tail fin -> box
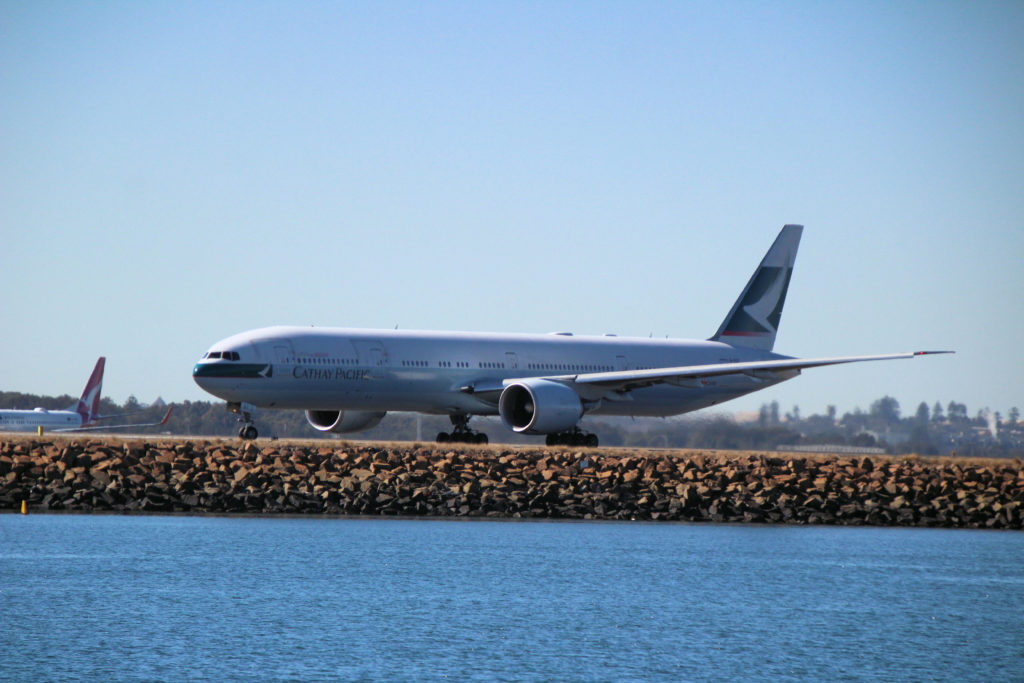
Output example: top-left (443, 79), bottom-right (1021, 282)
top-left (711, 225), bottom-right (803, 351)
top-left (71, 357), bottom-right (105, 425)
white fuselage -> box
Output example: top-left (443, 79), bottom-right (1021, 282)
top-left (0, 408), bottom-right (83, 432)
top-left (193, 326), bottom-right (791, 418)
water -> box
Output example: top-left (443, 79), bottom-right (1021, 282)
top-left (1, 516), bottom-right (1022, 682)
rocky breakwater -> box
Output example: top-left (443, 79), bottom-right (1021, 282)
top-left (1, 437), bottom-right (1022, 528)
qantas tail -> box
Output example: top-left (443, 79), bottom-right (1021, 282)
top-left (710, 225), bottom-right (803, 352)
top-left (70, 357), bottom-right (105, 425)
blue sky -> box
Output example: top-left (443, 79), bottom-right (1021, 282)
top-left (2, 1), bottom-right (1021, 421)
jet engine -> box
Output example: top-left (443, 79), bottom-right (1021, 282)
top-left (305, 409), bottom-right (386, 434)
top-left (498, 379), bottom-right (583, 434)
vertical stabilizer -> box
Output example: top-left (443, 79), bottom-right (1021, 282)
top-left (711, 225), bottom-right (802, 351)
top-left (72, 357), bottom-right (105, 425)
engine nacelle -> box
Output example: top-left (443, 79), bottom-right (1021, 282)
top-left (499, 379), bottom-right (583, 435)
top-left (305, 409), bottom-right (386, 434)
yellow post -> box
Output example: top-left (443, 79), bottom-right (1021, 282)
top-left (37, 425), bottom-right (44, 436)
top-left (21, 500), bottom-right (27, 515)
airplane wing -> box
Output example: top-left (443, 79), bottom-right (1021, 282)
top-left (566, 351), bottom-right (953, 394)
top-left (54, 407), bottom-right (174, 432)
top-left (460, 351), bottom-right (952, 403)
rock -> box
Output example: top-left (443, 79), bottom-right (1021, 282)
top-left (89, 469), bottom-right (112, 487)
top-left (350, 468), bottom-right (374, 482)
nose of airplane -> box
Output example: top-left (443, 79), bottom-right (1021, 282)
top-left (193, 363), bottom-right (242, 403)
top-left (193, 360), bottom-right (273, 401)
top-left (192, 362), bottom-right (220, 394)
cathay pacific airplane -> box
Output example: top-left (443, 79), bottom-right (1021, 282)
top-left (0, 357), bottom-right (172, 433)
top-left (193, 225), bottom-right (950, 446)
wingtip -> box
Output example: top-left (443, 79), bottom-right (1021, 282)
top-left (914, 350), bottom-right (955, 356)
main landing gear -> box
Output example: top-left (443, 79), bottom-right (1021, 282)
top-left (228, 402), bottom-right (258, 440)
top-left (545, 429), bottom-right (599, 448)
top-left (436, 414), bottom-right (489, 445)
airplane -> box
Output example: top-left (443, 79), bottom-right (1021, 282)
top-left (0, 357), bottom-right (172, 433)
top-left (193, 225), bottom-right (951, 446)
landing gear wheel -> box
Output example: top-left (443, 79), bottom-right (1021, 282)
top-left (436, 414), bottom-right (488, 444)
top-left (545, 428), bottom-right (599, 448)
top-left (228, 402), bottom-right (259, 441)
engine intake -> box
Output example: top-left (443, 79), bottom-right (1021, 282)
top-left (305, 409), bottom-right (386, 434)
top-left (498, 379), bottom-right (583, 435)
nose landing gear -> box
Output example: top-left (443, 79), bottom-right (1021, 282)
top-left (436, 413), bottom-right (489, 444)
top-left (227, 402), bottom-right (259, 440)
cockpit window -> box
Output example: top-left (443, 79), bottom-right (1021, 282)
top-left (205, 350), bottom-right (240, 360)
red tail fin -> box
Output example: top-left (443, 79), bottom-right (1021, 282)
top-left (73, 357), bottom-right (105, 425)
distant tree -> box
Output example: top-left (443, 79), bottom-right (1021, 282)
top-left (124, 395), bottom-right (141, 412)
top-left (7, 386), bottom-right (1021, 455)
top-left (0, 391), bottom-right (77, 411)
top-left (850, 432), bottom-right (879, 448)
top-left (947, 401), bottom-right (968, 422)
top-left (870, 396), bottom-right (901, 425)
top-left (904, 424), bottom-right (938, 455)
top-left (841, 407), bottom-right (868, 433)
top-left (786, 405), bottom-right (801, 423)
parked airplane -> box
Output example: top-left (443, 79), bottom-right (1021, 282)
top-left (0, 357), bottom-right (172, 433)
top-left (193, 225), bottom-right (950, 446)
